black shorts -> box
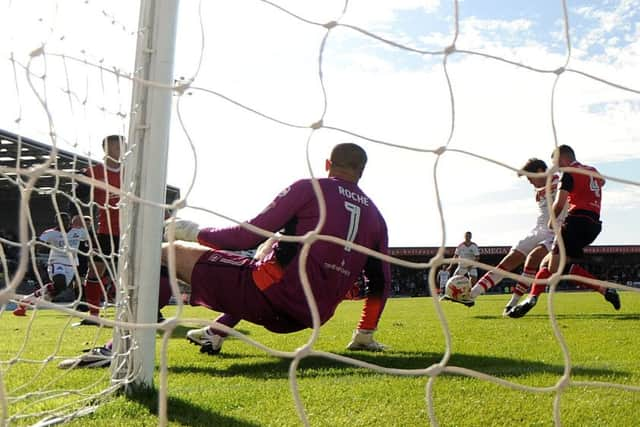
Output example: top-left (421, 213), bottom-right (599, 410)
top-left (552, 213), bottom-right (601, 259)
top-left (94, 233), bottom-right (120, 263)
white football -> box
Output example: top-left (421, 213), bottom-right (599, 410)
top-left (445, 275), bottom-right (471, 301)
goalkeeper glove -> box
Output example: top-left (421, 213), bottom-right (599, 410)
top-left (165, 218), bottom-right (200, 242)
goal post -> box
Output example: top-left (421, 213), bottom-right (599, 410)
top-left (115, 0), bottom-right (180, 390)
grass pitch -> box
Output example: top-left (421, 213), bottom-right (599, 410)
top-left (2, 291), bottom-right (639, 426)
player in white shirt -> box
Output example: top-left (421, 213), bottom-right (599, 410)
top-left (437, 266), bottom-right (450, 296)
top-left (452, 158), bottom-right (563, 314)
top-left (449, 231), bottom-right (480, 285)
top-left (13, 213), bottom-right (88, 316)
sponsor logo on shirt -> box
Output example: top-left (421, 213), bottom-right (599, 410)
top-left (324, 261), bottom-right (351, 276)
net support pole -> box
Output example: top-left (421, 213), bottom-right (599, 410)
top-left (114, 0), bottom-right (179, 389)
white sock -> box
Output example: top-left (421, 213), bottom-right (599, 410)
top-left (507, 294), bottom-right (522, 307)
top-left (470, 284), bottom-right (484, 299)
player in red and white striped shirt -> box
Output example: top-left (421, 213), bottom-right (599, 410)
top-left (468, 158), bottom-right (562, 315)
top-left (508, 145), bottom-right (621, 318)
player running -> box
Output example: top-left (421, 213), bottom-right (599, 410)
top-left (459, 158), bottom-right (563, 314)
top-left (508, 145), bottom-right (621, 318)
top-left (14, 213), bottom-right (88, 316)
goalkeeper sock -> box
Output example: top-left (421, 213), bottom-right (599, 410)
top-left (357, 295), bottom-right (385, 331)
top-left (209, 313), bottom-right (240, 338)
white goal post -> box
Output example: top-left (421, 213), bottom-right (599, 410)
top-left (114, 0), bottom-right (179, 391)
top-left (1, 0), bottom-right (639, 426)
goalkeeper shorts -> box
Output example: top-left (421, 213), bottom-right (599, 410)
top-left (189, 249), bottom-right (304, 334)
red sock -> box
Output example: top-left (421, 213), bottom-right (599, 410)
top-left (530, 267), bottom-right (552, 297)
top-left (569, 264), bottom-right (604, 294)
top-left (357, 295), bottom-right (385, 331)
top-left (84, 278), bottom-right (102, 316)
top-left (514, 267), bottom-right (537, 295)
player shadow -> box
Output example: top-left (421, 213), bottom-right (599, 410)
top-left (472, 313), bottom-right (640, 321)
top-left (129, 388), bottom-right (260, 427)
top-left (166, 325), bottom-right (252, 339)
top-left (167, 350), bottom-right (628, 380)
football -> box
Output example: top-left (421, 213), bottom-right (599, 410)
top-left (445, 275), bottom-right (472, 301)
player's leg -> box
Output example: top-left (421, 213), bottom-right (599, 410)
top-left (472, 249), bottom-right (525, 299)
top-left (80, 234), bottom-right (120, 324)
top-left (561, 217), bottom-right (620, 309)
top-left (347, 293), bottom-right (388, 352)
top-left (80, 259), bottom-right (106, 324)
top-left (469, 268), bottom-right (479, 286)
top-left (14, 264), bottom-right (61, 316)
top-left (162, 241), bottom-right (242, 354)
top-left (80, 233), bottom-right (111, 322)
top-left (160, 241), bottom-right (209, 285)
top-left (163, 241), bottom-right (230, 353)
top-left (504, 245), bottom-right (548, 314)
top-left (507, 250), bottom-right (558, 318)
top-left (50, 273), bottom-right (67, 298)
top-left (186, 313), bottom-right (240, 355)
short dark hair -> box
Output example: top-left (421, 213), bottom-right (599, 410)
top-left (102, 134), bottom-right (124, 150)
top-left (521, 158), bottom-right (547, 174)
top-left (330, 143), bottom-right (368, 176)
top-left (557, 144), bottom-right (575, 160)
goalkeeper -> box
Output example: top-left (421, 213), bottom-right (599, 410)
top-left (168, 143), bottom-right (391, 353)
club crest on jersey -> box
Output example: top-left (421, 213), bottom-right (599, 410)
top-left (278, 186), bottom-right (291, 198)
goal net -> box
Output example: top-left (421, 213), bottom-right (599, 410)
top-left (1, 0), bottom-right (639, 426)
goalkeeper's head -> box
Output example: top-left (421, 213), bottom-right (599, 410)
top-left (102, 134), bottom-right (124, 165)
top-left (326, 143), bottom-right (368, 183)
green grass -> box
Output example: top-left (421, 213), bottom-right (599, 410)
top-left (2, 292), bottom-right (640, 426)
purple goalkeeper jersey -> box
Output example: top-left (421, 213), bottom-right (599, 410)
top-left (197, 177), bottom-right (390, 327)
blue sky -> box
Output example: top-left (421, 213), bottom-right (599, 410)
top-left (1, 0), bottom-right (638, 247)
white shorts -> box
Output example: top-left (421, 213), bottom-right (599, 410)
top-left (48, 263), bottom-right (76, 286)
top-left (513, 226), bottom-right (554, 255)
top-left (454, 266), bottom-right (478, 278)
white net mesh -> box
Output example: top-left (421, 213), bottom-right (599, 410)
top-left (1, 0), bottom-right (639, 426)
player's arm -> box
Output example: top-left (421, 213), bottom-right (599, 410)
top-left (548, 172), bottom-right (571, 228)
top-left (195, 180), bottom-right (312, 251)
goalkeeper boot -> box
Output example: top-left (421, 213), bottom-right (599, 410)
top-left (346, 329), bottom-right (387, 352)
top-left (186, 327), bottom-right (225, 355)
top-left (604, 288), bottom-right (621, 310)
top-left (507, 295), bottom-right (538, 318)
top-left (57, 345), bottom-right (112, 369)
